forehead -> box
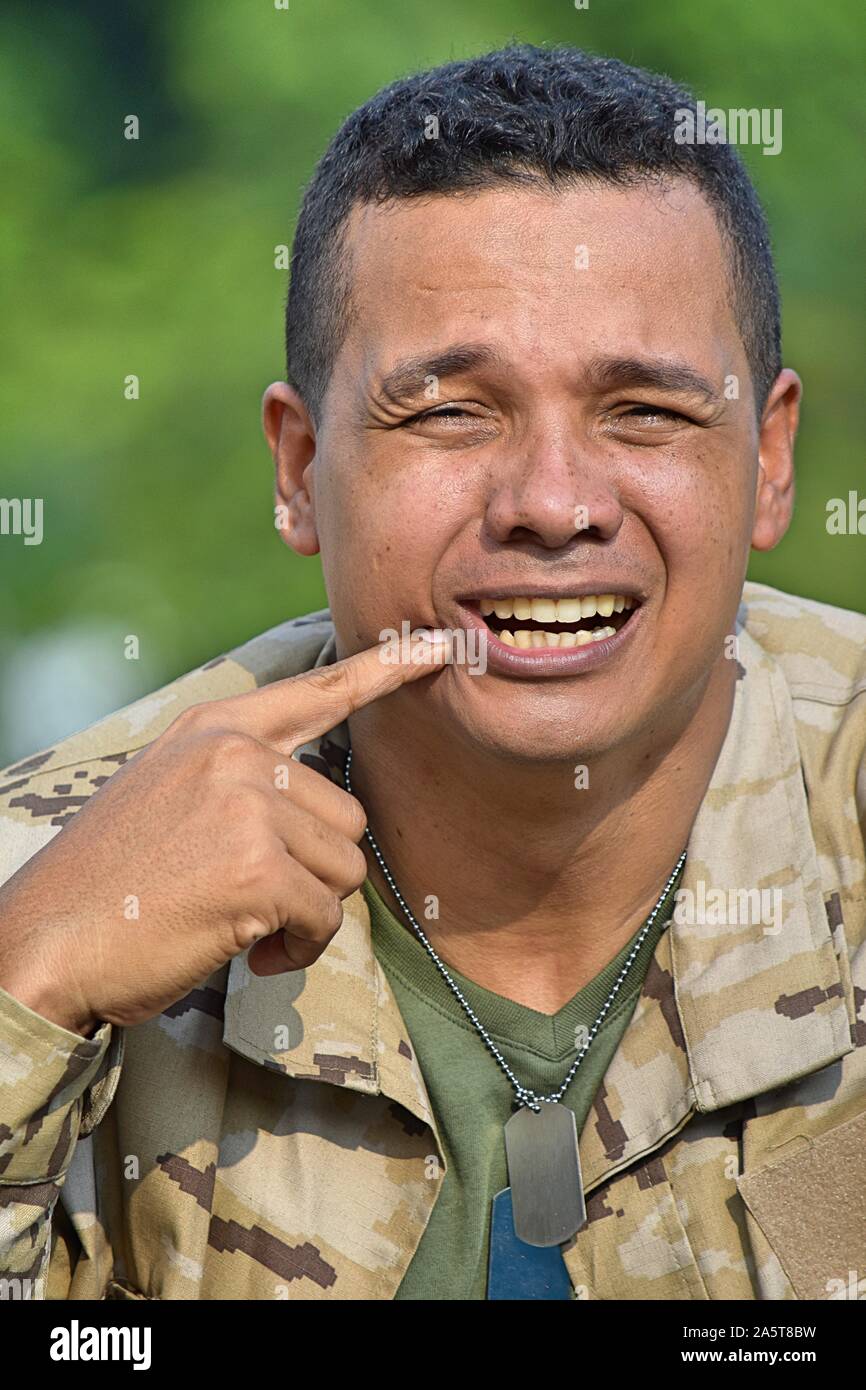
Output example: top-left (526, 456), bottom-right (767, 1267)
top-left (335, 178), bottom-right (739, 390)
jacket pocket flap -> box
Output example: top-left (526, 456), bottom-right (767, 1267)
top-left (737, 1109), bottom-right (866, 1300)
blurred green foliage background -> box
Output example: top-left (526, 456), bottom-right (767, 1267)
top-left (0, 0), bottom-right (863, 765)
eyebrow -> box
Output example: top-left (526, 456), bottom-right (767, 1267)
top-left (373, 344), bottom-right (720, 408)
top-left (375, 343), bottom-right (509, 404)
top-left (583, 355), bottom-right (719, 402)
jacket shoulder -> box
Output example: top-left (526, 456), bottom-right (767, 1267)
top-left (740, 580), bottom-right (866, 703)
top-left (0, 609), bottom-right (335, 879)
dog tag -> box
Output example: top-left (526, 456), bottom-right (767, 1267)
top-left (504, 1102), bottom-right (586, 1246)
top-left (488, 1188), bottom-right (573, 1299)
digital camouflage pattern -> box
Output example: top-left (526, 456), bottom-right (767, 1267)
top-left (0, 579), bottom-right (864, 1301)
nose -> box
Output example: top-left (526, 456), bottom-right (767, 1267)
top-left (482, 429), bottom-right (624, 550)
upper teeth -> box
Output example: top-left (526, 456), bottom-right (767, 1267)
top-left (479, 594), bottom-right (635, 621)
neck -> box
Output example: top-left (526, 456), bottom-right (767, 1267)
top-left (346, 657), bottom-right (737, 1012)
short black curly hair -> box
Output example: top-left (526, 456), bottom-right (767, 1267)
top-left (284, 43), bottom-right (781, 425)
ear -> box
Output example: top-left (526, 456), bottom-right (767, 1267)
top-left (262, 382), bottom-right (320, 557)
top-left (751, 368), bottom-right (802, 552)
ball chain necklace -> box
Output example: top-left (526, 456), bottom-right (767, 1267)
top-left (343, 746), bottom-right (686, 1261)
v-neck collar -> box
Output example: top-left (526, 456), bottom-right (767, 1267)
top-left (363, 869), bottom-right (680, 1063)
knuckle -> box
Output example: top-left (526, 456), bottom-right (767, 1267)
top-left (232, 839), bottom-right (280, 895)
top-left (307, 889), bottom-right (343, 934)
top-left (346, 842), bottom-right (368, 888)
top-left (342, 793), bottom-right (368, 839)
top-left (282, 881), bottom-right (342, 937)
top-left (307, 661), bottom-right (354, 704)
top-left (219, 780), bottom-right (268, 822)
top-left (167, 703), bottom-right (212, 736)
top-left (208, 729), bottom-right (258, 761)
top-left (192, 728), bottom-right (259, 776)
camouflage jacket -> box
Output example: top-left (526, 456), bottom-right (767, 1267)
top-left (1, 580), bottom-right (865, 1301)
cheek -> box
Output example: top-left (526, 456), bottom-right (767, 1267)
top-left (634, 448), bottom-right (754, 599)
top-left (317, 464), bottom-right (447, 630)
top-left (661, 520), bottom-right (747, 676)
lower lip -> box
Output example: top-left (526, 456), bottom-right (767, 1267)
top-left (455, 603), bottom-right (643, 679)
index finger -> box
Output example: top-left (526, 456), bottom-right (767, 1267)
top-left (219, 630), bottom-right (452, 753)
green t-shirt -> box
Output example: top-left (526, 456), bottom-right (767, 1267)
top-left (363, 862), bottom-right (683, 1300)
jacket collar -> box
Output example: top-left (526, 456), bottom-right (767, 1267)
top-left (223, 607), bottom-right (855, 1185)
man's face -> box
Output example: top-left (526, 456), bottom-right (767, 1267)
top-left (288, 179), bottom-right (782, 763)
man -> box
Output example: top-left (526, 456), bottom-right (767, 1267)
top-left (0, 43), bottom-right (864, 1302)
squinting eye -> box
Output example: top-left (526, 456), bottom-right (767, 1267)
top-left (624, 405), bottom-right (683, 421)
top-left (414, 406), bottom-right (471, 421)
top-left (600, 403), bottom-right (694, 441)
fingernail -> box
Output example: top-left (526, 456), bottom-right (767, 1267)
top-left (413, 628), bottom-right (451, 659)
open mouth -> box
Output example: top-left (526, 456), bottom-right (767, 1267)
top-left (466, 593), bottom-right (640, 649)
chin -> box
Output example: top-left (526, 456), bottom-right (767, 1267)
top-left (442, 693), bottom-right (635, 767)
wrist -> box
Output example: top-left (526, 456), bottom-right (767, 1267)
top-left (0, 967), bottom-right (98, 1038)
